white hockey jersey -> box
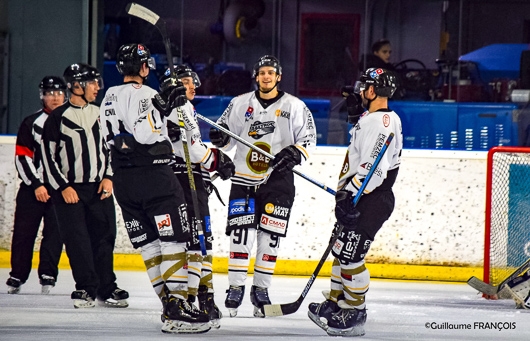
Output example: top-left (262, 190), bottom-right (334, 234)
top-left (216, 91), bottom-right (317, 186)
top-left (100, 82), bottom-right (171, 149)
top-left (167, 101), bottom-right (215, 169)
top-left (338, 109), bottom-right (403, 195)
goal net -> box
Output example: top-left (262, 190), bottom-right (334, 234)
top-left (484, 147), bottom-right (530, 286)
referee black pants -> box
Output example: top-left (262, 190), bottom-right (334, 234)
top-left (50, 182), bottom-right (117, 299)
top-left (9, 184), bottom-right (63, 283)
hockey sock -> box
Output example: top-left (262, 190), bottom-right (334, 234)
top-left (140, 239), bottom-right (165, 298)
top-left (187, 252), bottom-right (203, 298)
top-left (253, 230), bottom-right (279, 288)
top-left (160, 241), bottom-right (188, 300)
top-left (340, 260), bottom-right (370, 309)
top-left (200, 253), bottom-right (214, 292)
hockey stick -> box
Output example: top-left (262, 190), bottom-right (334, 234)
top-left (262, 132), bottom-right (395, 317)
top-left (467, 258), bottom-right (530, 296)
top-left (126, 2), bottom-right (207, 255)
top-left (196, 113), bottom-right (337, 196)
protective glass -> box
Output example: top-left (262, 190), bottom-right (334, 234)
top-left (84, 77), bottom-right (104, 90)
top-left (44, 90), bottom-right (66, 97)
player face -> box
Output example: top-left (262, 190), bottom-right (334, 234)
top-left (42, 90), bottom-right (66, 111)
top-left (83, 80), bottom-right (100, 103)
top-left (374, 44), bottom-right (392, 63)
top-left (256, 66), bottom-right (281, 93)
top-left (180, 76), bottom-right (196, 101)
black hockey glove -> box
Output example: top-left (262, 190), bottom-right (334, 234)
top-left (209, 148), bottom-right (235, 180)
top-left (166, 120), bottom-right (181, 142)
top-left (270, 145), bottom-right (302, 175)
top-left (153, 80), bottom-right (187, 117)
top-left (209, 123), bottom-right (231, 148)
top-left (334, 189), bottom-right (360, 227)
top-left (341, 85), bottom-right (364, 125)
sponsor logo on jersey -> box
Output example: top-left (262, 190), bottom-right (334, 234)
top-left (228, 215), bottom-right (255, 227)
top-left (364, 240), bottom-right (372, 250)
top-left (139, 98), bottom-right (150, 113)
top-left (104, 94), bottom-right (117, 103)
top-left (104, 102), bottom-right (112, 106)
top-left (265, 203), bottom-right (274, 214)
top-left (230, 252), bottom-right (249, 260)
top-left (246, 142), bottom-right (271, 174)
top-left (262, 254), bottom-right (277, 262)
top-left (260, 214), bottom-right (287, 233)
top-left (105, 108), bottom-right (116, 116)
top-left (360, 162), bottom-right (382, 177)
top-left (228, 199), bottom-right (255, 215)
top-left (275, 109), bottom-right (290, 119)
top-left (383, 114), bottom-right (390, 127)
top-left (130, 233), bottom-right (147, 244)
top-left (245, 106), bottom-right (254, 122)
top-left (179, 204), bottom-right (190, 234)
top-left (305, 109), bottom-right (315, 130)
top-left (370, 133), bottom-right (386, 158)
top-left (204, 216), bottom-right (211, 233)
top-left (248, 121), bottom-right (275, 139)
top-left (125, 219), bottom-right (142, 232)
top-left (155, 214), bottom-right (174, 237)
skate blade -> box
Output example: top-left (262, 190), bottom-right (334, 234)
top-left (7, 286), bottom-right (21, 294)
top-left (209, 318), bottom-right (221, 329)
top-left (41, 285), bottom-right (53, 295)
top-left (98, 299), bottom-right (129, 308)
top-left (161, 320), bottom-right (211, 334)
top-left (227, 308), bottom-right (238, 317)
top-left (326, 325), bottom-right (365, 337)
top-left (73, 299), bottom-right (96, 309)
top-left (307, 311), bottom-right (329, 331)
top-left (253, 306), bottom-right (266, 318)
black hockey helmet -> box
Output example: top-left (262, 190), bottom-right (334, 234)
top-left (159, 64), bottom-right (201, 92)
top-left (63, 63), bottom-right (103, 92)
top-left (355, 68), bottom-right (397, 98)
top-left (39, 76), bottom-right (67, 98)
top-left (116, 43), bottom-right (154, 76)
top-left (252, 55), bottom-right (282, 78)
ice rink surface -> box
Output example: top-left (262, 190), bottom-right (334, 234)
top-left (1, 268), bottom-right (529, 341)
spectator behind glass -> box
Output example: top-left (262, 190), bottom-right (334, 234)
top-left (359, 39), bottom-right (395, 72)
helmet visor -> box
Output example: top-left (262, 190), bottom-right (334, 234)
top-left (353, 81), bottom-right (366, 94)
top-left (147, 57), bottom-right (156, 70)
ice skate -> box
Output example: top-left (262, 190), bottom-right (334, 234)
top-left (98, 288), bottom-right (129, 308)
top-left (326, 306), bottom-right (367, 337)
top-left (6, 277), bottom-right (22, 294)
top-left (307, 299), bottom-right (340, 331)
top-left (250, 285), bottom-right (271, 318)
top-left (199, 285), bottom-right (222, 328)
top-left (40, 275), bottom-right (56, 295)
top-left (71, 290), bottom-right (95, 309)
top-left (225, 285), bottom-right (245, 317)
top-left (161, 296), bottom-right (211, 334)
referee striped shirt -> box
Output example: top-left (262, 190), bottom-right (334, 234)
top-left (15, 108), bottom-right (50, 189)
top-left (41, 102), bottom-right (112, 191)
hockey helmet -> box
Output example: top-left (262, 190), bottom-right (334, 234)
top-left (116, 43), bottom-right (155, 76)
top-left (39, 76), bottom-right (67, 98)
top-left (355, 68), bottom-right (397, 98)
top-left (63, 63), bottom-right (103, 91)
top-left (252, 55), bottom-right (282, 78)
top-left (159, 64), bottom-right (201, 92)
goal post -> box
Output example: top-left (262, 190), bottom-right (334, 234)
top-left (484, 146), bottom-right (530, 286)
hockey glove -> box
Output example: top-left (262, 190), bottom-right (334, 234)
top-left (270, 145), bottom-right (302, 175)
top-left (166, 120), bottom-right (181, 142)
top-left (334, 189), bottom-right (360, 227)
top-left (209, 123), bottom-right (231, 148)
top-left (340, 85), bottom-right (364, 125)
top-left (152, 80), bottom-right (187, 117)
top-left (208, 148), bottom-right (235, 180)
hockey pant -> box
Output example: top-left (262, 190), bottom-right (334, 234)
top-left (228, 227), bottom-right (280, 288)
top-left (141, 239), bottom-right (189, 300)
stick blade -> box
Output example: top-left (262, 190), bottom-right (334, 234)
top-left (263, 302), bottom-right (300, 317)
top-left (126, 2), bottom-right (160, 25)
top-left (467, 276), bottom-right (498, 295)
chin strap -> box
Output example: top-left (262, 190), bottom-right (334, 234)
top-left (258, 76), bottom-right (280, 94)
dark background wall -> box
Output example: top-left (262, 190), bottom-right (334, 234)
top-left (3, 0), bottom-right (530, 134)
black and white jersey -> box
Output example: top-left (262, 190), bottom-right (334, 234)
top-left (15, 108), bottom-right (51, 189)
top-left (216, 90), bottom-right (317, 186)
top-left (41, 102), bottom-right (112, 191)
top-left (338, 109), bottom-right (403, 195)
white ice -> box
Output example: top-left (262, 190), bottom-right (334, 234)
top-left (0, 268), bottom-right (528, 341)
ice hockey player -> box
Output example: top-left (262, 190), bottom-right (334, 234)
top-left (209, 55), bottom-right (317, 318)
top-left (160, 64), bottom-right (235, 328)
top-left (6, 76), bottom-right (66, 295)
top-left (99, 43), bottom-right (209, 333)
top-left (307, 68), bottom-right (403, 337)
